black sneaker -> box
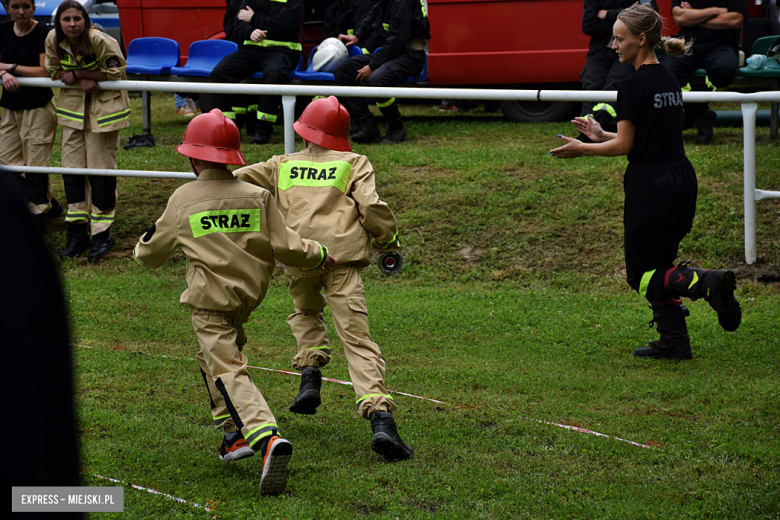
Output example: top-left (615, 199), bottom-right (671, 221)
top-left (289, 367), bottom-right (322, 415)
top-left (696, 109), bottom-right (717, 145)
top-left (60, 223), bottom-right (91, 258)
top-left (259, 435), bottom-right (293, 495)
top-left (219, 431), bottom-right (254, 462)
top-left (370, 411), bottom-right (414, 461)
top-left (634, 337), bottom-right (693, 360)
top-left (87, 230), bottom-right (115, 262)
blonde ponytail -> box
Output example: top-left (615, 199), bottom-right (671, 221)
top-left (659, 36), bottom-right (693, 57)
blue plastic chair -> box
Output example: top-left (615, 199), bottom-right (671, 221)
top-left (170, 40), bottom-right (238, 77)
top-left (371, 47), bottom-right (428, 82)
top-left (293, 45), bottom-right (364, 81)
top-left (126, 37), bottom-right (180, 75)
top-left (250, 53), bottom-right (305, 80)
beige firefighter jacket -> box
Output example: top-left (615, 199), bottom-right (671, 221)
top-left (133, 168), bottom-right (330, 313)
top-left (234, 144), bottom-right (399, 270)
top-left (44, 28), bottom-right (130, 132)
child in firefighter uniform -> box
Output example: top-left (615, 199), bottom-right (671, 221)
top-left (45, 1), bottom-right (130, 261)
top-left (133, 109), bottom-right (334, 495)
top-left (235, 96), bottom-right (414, 461)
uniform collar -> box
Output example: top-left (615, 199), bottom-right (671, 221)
top-left (197, 168), bottom-right (236, 180)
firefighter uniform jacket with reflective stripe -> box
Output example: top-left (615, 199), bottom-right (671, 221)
top-left (44, 28), bottom-right (130, 132)
top-left (322, 0), bottom-right (374, 40)
top-left (234, 145), bottom-right (399, 269)
top-left (354, 0), bottom-right (431, 67)
top-left (234, 0), bottom-right (305, 51)
top-left (133, 168), bottom-right (329, 312)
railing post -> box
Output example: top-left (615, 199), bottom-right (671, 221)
top-left (282, 95), bottom-right (296, 154)
top-left (142, 91), bottom-right (152, 135)
top-left (741, 102), bottom-right (758, 265)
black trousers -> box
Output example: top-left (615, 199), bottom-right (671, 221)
top-left (210, 46), bottom-right (298, 135)
top-left (660, 42), bottom-right (739, 117)
top-left (25, 173), bottom-right (50, 207)
top-left (333, 50), bottom-right (425, 123)
top-left (623, 158), bottom-right (698, 303)
top-left (64, 174), bottom-right (116, 211)
top-left (579, 47), bottom-right (635, 117)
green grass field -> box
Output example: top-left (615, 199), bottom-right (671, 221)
top-left (44, 94), bottom-right (780, 518)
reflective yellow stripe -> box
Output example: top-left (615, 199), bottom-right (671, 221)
top-left (279, 160), bottom-right (352, 193)
top-left (361, 47), bottom-right (370, 55)
top-left (189, 209), bottom-right (262, 238)
top-left (97, 109), bottom-right (130, 127)
top-left (382, 23), bottom-right (389, 32)
top-left (247, 104), bottom-right (258, 112)
top-left (65, 211), bottom-right (88, 222)
top-left (232, 106), bottom-right (247, 115)
top-left (639, 269), bottom-right (656, 297)
top-left (91, 214), bottom-right (115, 222)
top-left (704, 76), bottom-right (719, 92)
top-left (315, 243), bottom-right (329, 269)
top-left (245, 423), bottom-right (278, 448)
top-left (356, 393), bottom-right (395, 405)
top-left (223, 111), bottom-right (237, 119)
top-left (243, 39), bottom-right (302, 51)
top-left (270, 0), bottom-right (287, 2)
top-left (347, 29), bottom-right (354, 36)
top-left (688, 271), bottom-right (699, 290)
top-left (257, 111), bottom-right (277, 123)
top-left (593, 103), bottom-right (616, 118)
top-left (681, 83), bottom-right (692, 92)
top-left (132, 249), bottom-right (142, 267)
top-left (56, 107), bottom-right (84, 122)
top-left (420, 0), bottom-right (427, 17)
top-left (376, 97), bottom-right (395, 108)
top-left (376, 232), bottom-right (399, 249)
top-left (306, 346), bottom-right (330, 350)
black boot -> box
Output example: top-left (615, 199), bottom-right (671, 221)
top-left (369, 411), bottom-right (413, 461)
top-left (352, 118), bottom-right (381, 143)
top-left (251, 122), bottom-right (273, 145)
top-left (379, 103), bottom-right (407, 144)
top-left (87, 230), bottom-right (115, 262)
top-left (695, 109), bottom-right (717, 145)
top-left (663, 262), bottom-right (741, 332)
top-left (47, 197), bottom-right (64, 219)
top-left (634, 298), bottom-right (693, 360)
top-left (289, 367), bottom-right (321, 415)
top-left (60, 223), bottom-right (91, 258)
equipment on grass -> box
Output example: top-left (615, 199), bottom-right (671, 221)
top-left (293, 96), bottom-right (351, 151)
top-left (177, 109), bottom-right (247, 165)
top-left (378, 251), bottom-right (403, 275)
top-left (312, 38), bottom-right (349, 73)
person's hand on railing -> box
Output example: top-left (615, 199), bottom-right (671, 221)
top-left (0, 71), bottom-right (20, 92)
top-left (78, 78), bottom-right (100, 93)
top-left (59, 70), bottom-right (77, 86)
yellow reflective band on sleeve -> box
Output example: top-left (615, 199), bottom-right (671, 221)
top-left (247, 104), bottom-right (258, 113)
top-left (279, 160), bottom-right (352, 193)
top-left (97, 109), bottom-right (131, 127)
top-left (593, 103), bottom-right (616, 118)
top-left (639, 269), bottom-right (656, 297)
top-left (688, 271), bottom-right (699, 289)
top-left (420, 0), bottom-right (427, 17)
top-left (315, 243), bottom-right (329, 269)
top-left (223, 111), bottom-right (237, 119)
top-left (232, 106), bottom-right (247, 115)
top-left (257, 111), bottom-right (278, 123)
top-left (382, 23), bottom-right (389, 31)
top-left (376, 97), bottom-right (395, 108)
top-left (356, 393), bottom-right (395, 405)
top-left (681, 83), bottom-right (692, 92)
top-left (189, 209), bottom-right (262, 238)
top-left (347, 29), bottom-right (354, 36)
top-left (376, 231), bottom-right (399, 249)
top-left (243, 39), bottom-right (303, 51)
top-left (245, 423), bottom-right (278, 448)
top-left (56, 107), bottom-right (84, 122)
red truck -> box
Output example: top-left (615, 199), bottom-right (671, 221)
top-left (115, 0), bottom-right (778, 121)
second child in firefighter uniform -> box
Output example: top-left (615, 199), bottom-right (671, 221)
top-left (45, 0), bottom-right (130, 261)
top-left (134, 109), bottom-right (334, 495)
top-left (235, 96), bottom-right (414, 461)
top-left (334, 0), bottom-right (431, 144)
top-left (551, 5), bottom-right (741, 359)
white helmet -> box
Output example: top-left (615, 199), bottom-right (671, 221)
top-left (312, 38), bottom-right (349, 73)
top-left (768, 43), bottom-right (780, 67)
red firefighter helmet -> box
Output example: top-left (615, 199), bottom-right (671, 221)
top-left (293, 96), bottom-right (351, 152)
top-left (176, 109), bottom-right (247, 165)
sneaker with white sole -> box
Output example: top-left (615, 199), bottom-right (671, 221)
top-left (259, 435), bottom-right (293, 495)
top-left (219, 431), bottom-right (254, 462)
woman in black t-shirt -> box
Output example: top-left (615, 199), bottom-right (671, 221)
top-left (0, 0), bottom-right (58, 221)
top-left (550, 4), bottom-right (741, 360)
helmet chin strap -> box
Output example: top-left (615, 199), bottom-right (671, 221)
top-left (189, 157), bottom-right (200, 176)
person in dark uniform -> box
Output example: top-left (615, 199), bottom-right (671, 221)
top-left (579, 0), bottom-right (658, 136)
top-left (551, 4), bottom-right (741, 360)
top-left (322, 0), bottom-right (373, 41)
top-left (210, 0), bottom-right (304, 145)
top-left (334, 0), bottom-right (430, 144)
top-left (660, 0), bottom-right (747, 144)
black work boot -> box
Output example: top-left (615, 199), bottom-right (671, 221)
top-left (87, 230), bottom-right (115, 262)
top-left (289, 367), bottom-right (322, 415)
top-left (47, 197), bottom-right (64, 219)
top-left (369, 411), bottom-right (414, 461)
top-left (251, 122), bottom-right (273, 145)
top-left (379, 103), bottom-right (407, 144)
top-left (663, 262), bottom-right (741, 332)
top-left (352, 118), bottom-right (381, 143)
top-left (60, 223), bottom-right (91, 258)
top-left (695, 109), bottom-right (717, 145)
top-left (634, 298), bottom-right (693, 360)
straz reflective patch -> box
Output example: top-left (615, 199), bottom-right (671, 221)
top-left (188, 209), bottom-right (261, 238)
top-left (279, 161), bottom-right (352, 193)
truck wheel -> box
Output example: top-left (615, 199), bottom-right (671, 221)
top-left (499, 100), bottom-right (578, 123)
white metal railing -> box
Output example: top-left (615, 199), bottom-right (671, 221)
top-left (6, 77), bottom-right (780, 265)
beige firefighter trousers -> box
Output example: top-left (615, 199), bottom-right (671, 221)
top-left (60, 105), bottom-right (119, 235)
top-left (0, 101), bottom-right (57, 215)
top-left (285, 264), bottom-right (396, 419)
top-left (190, 307), bottom-right (279, 450)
